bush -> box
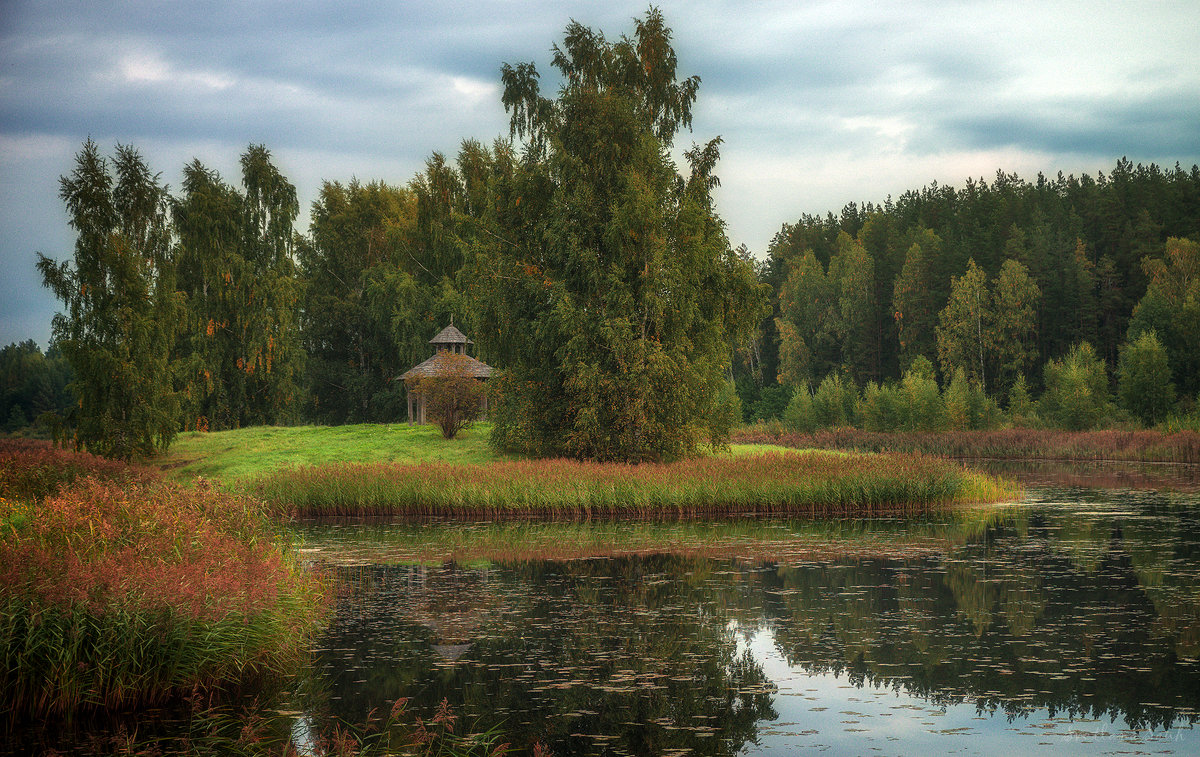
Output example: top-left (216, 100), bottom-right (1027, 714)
top-left (1040, 342), bottom-right (1111, 431)
top-left (812, 373), bottom-right (858, 427)
top-left (782, 386), bottom-right (818, 432)
top-left (857, 381), bottom-right (902, 432)
top-left (1006, 374), bottom-right (1038, 427)
top-left (1118, 330), bottom-right (1175, 426)
top-left (897, 358), bottom-right (945, 431)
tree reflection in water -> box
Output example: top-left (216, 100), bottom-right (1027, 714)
top-left (298, 488), bottom-right (1200, 754)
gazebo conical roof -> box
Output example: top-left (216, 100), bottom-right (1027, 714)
top-left (430, 325), bottom-right (470, 345)
top-left (400, 351), bottom-right (493, 381)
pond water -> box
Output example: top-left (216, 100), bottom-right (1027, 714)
top-left (13, 461), bottom-right (1200, 755)
top-left (284, 462), bottom-right (1200, 756)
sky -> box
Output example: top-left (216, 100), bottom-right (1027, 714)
top-left (2, 0), bottom-right (1198, 349)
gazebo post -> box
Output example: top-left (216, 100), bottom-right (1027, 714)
top-left (407, 389), bottom-right (413, 426)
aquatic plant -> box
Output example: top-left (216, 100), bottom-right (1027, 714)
top-left (734, 427), bottom-right (1200, 464)
top-left (251, 451), bottom-right (1014, 518)
top-left (0, 450), bottom-right (327, 718)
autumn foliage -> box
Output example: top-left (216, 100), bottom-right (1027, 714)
top-left (0, 441), bottom-right (326, 717)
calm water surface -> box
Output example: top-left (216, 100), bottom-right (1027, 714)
top-left (12, 461), bottom-right (1200, 755)
top-left (287, 462), bottom-right (1200, 756)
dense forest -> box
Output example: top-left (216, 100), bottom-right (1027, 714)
top-left (13, 13), bottom-right (1200, 458)
top-left (737, 160), bottom-right (1200, 431)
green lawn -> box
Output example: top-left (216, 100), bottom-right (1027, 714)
top-left (156, 423), bottom-right (801, 486)
top-left (157, 422), bottom-right (504, 484)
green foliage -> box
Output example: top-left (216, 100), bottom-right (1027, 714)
top-left (942, 367), bottom-right (1000, 431)
top-left (473, 10), bottom-right (768, 461)
top-left (812, 372), bottom-right (857, 428)
top-left (775, 248), bottom-right (831, 387)
top-left (936, 259), bottom-right (991, 391)
top-left (781, 385), bottom-right (817, 432)
top-left (990, 258), bottom-right (1041, 395)
top-left (856, 381), bottom-right (901, 432)
top-left (36, 141), bottom-right (181, 460)
top-left (173, 147), bottom-right (303, 431)
top-left (897, 358), bottom-right (946, 431)
top-left (828, 232), bottom-right (877, 382)
top-left (1040, 342), bottom-right (1111, 430)
top-left (748, 383), bottom-right (792, 422)
top-left (1129, 237), bottom-right (1200, 397)
top-left (1006, 374), bottom-right (1037, 427)
top-left (409, 353), bottom-right (485, 439)
top-left (298, 179), bottom-right (416, 423)
top-left (892, 229), bottom-right (942, 371)
top-left (0, 341), bottom-right (73, 435)
top-left (1117, 330), bottom-right (1175, 426)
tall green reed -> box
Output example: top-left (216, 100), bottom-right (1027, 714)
top-left (252, 451), bottom-right (1017, 518)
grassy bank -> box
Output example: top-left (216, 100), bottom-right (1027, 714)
top-left (252, 450), bottom-right (1015, 518)
top-left (733, 426), bottom-right (1200, 464)
top-left (158, 423), bottom-right (499, 484)
top-left (0, 440), bottom-right (327, 718)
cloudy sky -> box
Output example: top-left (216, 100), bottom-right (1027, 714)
top-left (2, 0), bottom-right (1198, 348)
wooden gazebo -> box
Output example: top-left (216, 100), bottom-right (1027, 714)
top-left (399, 324), bottom-right (494, 425)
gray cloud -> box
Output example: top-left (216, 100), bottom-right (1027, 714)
top-left (2, 0), bottom-right (1199, 347)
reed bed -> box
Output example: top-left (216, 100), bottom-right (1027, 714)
top-left (0, 438), bottom-right (155, 502)
top-left (0, 446), bottom-right (327, 719)
top-left (733, 427), bottom-right (1200, 464)
top-left (252, 451), bottom-right (1014, 518)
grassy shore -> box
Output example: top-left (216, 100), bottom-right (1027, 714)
top-left (251, 451), bottom-right (1014, 518)
top-left (0, 440), bottom-right (327, 718)
top-left (734, 426), bottom-right (1200, 464)
top-left (152, 423), bottom-right (1018, 517)
top-left (159, 423), bottom-right (499, 484)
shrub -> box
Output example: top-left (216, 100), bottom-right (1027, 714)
top-left (410, 353), bottom-right (485, 440)
top-left (897, 359), bottom-right (945, 432)
top-left (782, 385), bottom-right (818, 432)
top-left (1007, 374), bottom-right (1038, 427)
top-left (1040, 342), bottom-right (1111, 431)
top-left (812, 373), bottom-right (857, 427)
top-left (1118, 330), bottom-right (1175, 426)
top-left (857, 381), bottom-right (902, 432)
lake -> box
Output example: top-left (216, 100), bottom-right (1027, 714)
top-left (13, 460), bottom-right (1200, 755)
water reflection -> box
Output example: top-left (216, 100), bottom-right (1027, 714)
top-left (296, 482), bottom-right (1200, 755)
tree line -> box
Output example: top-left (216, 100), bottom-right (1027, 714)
top-left (32, 11), bottom-right (766, 461)
top-left (22, 11), bottom-right (1200, 459)
top-left (740, 161), bottom-right (1200, 431)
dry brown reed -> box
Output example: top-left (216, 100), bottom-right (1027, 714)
top-left (733, 427), bottom-right (1200, 464)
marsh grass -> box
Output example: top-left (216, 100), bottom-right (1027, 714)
top-left (0, 438), bottom-right (153, 503)
top-left (253, 451), bottom-right (1014, 518)
top-left (735, 427), bottom-right (1200, 464)
top-left (157, 423), bottom-right (502, 485)
top-left (0, 445), bottom-right (328, 719)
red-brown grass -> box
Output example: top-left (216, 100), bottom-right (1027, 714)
top-left (0, 438), bottom-right (154, 502)
top-left (0, 444), bottom-right (327, 719)
top-left (733, 427), bottom-right (1200, 464)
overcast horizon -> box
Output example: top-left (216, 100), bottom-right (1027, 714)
top-left (3, 0), bottom-right (1198, 349)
